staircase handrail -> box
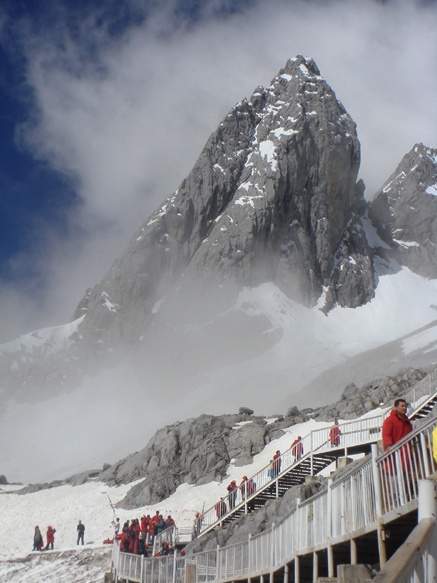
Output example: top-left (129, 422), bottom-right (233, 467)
top-left (198, 371), bottom-right (437, 537)
top-left (197, 411), bottom-right (388, 536)
top-left (153, 523), bottom-right (178, 554)
top-left (402, 366), bottom-right (437, 411)
top-left (111, 412), bottom-right (437, 583)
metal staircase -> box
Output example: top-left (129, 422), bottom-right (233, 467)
top-left (410, 392), bottom-right (437, 420)
top-left (196, 369), bottom-right (437, 540)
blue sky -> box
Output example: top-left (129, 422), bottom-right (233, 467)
top-left (0, 0), bottom-right (436, 343)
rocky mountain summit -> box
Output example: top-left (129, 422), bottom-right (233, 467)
top-left (369, 143), bottom-right (437, 278)
top-left (1, 56), bottom-right (437, 485)
top-left (1, 56), bottom-right (435, 394)
top-left (73, 55), bottom-right (371, 353)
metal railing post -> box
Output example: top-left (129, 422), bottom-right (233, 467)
top-left (371, 443), bottom-right (387, 567)
top-left (310, 431), bottom-right (314, 475)
top-left (418, 479), bottom-right (437, 581)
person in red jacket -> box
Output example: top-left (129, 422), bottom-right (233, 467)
top-left (148, 514), bottom-right (155, 545)
top-left (44, 526), bottom-right (56, 550)
top-left (272, 451), bottom-right (282, 477)
top-left (215, 497), bottom-right (227, 518)
top-left (382, 399), bottom-right (413, 474)
top-left (330, 420), bottom-right (341, 447)
top-left (382, 399), bottom-right (413, 450)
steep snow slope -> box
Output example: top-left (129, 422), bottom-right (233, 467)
top-left (0, 413), bottom-right (368, 583)
top-left (1, 266), bottom-right (436, 485)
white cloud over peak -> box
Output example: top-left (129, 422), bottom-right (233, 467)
top-left (0, 0), bottom-right (436, 343)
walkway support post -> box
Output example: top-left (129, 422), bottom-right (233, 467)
top-left (270, 522), bottom-right (275, 583)
top-left (172, 551), bottom-right (177, 583)
top-left (418, 479), bottom-right (437, 581)
top-left (217, 544), bottom-right (220, 583)
top-left (350, 539), bottom-right (357, 565)
top-left (313, 551), bottom-right (318, 583)
top-left (371, 443), bottom-right (387, 567)
top-left (294, 554), bottom-right (300, 583)
top-left (326, 478), bottom-right (334, 578)
top-left (248, 533), bottom-right (252, 583)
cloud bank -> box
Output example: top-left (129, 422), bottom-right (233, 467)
top-left (0, 0), bottom-right (436, 340)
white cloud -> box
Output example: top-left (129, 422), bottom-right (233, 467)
top-left (0, 0), bottom-right (436, 344)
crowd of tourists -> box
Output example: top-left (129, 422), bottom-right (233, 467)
top-left (116, 511), bottom-right (176, 556)
top-left (32, 399), bottom-right (425, 559)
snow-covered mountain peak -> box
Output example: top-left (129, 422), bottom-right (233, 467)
top-left (1, 56), bottom-right (437, 486)
top-left (369, 142), bottom-right (437, 278)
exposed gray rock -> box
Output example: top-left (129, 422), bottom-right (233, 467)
top-left (239, 407), bottom-right (254, 415)
top-left (0, 475), bottom-right (8, 485)
top-left (369, 143), bottom-right (437, 278)
top-left (341, 383), bottom-right (359, 400)
top-left (286, 406), bottom-right (300, 417)
top-left (101, 413), bottom-right (274, 506)
top-left (312, 366), bottom-right (431, 421)
top-left (73, 55), bottom-right (369, 360)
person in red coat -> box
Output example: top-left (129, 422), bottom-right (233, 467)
top-left (120, 530), bottom-right (129, 552)
top-left (44, 526), bottom-right (56, 550)
top-left (330, 420), bottom-right (341, 447)
top-left (133, 519), bottom-right (140, 554)
top-left (291, 437), bottom-right (303, 460)
top-left (215, 497), bottom-right (227, 518)
top-left (272, 450), bottom-right (282, 476)
top-left (148, 514), bottom-right (155, 545)
top-left (382, 399), bottom-right (413, 473)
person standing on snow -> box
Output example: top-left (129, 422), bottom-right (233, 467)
top-left (77, 520), bottom-right (85, 545)
top-left (44, 526), bottom-right (56, 550)
top-left (33, 526), bottom-right (43, 551)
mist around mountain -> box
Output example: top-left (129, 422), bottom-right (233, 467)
top-left (1, 56), bottom-right (437, 484)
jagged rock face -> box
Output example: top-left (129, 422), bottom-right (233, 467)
top-left (73, 55), bottom-right (371, 351)
top-left (369, 143), bottom-right (437, 278)
top-left (99, 413), bottom-right (281, 506)
top-left (312, 366), bottom-right (431, 421)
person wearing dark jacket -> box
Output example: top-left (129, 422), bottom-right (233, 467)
top-left (77, 520), bottom-right (85, 545)
top-left (33, 526), bottom-right (43, 551)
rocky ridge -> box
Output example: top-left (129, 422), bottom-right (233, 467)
top-left (73, 55), bottom-right (371, 354)
top-left (369, 144), bottom-right (437, 278)
top-left (16, 365), bottom-right (432, 506)
top-left (1, 56), bottom-right (436, 405)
